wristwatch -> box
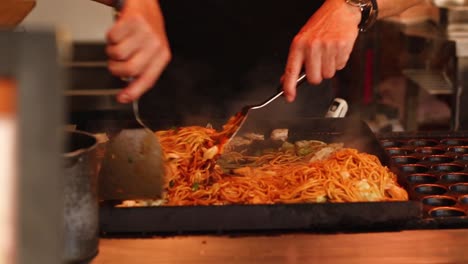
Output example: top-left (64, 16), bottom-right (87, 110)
top-left (345, 0), bottom-right (379, 32)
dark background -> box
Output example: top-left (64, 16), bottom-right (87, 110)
top-left (140, 0), bottom-right (334, 128)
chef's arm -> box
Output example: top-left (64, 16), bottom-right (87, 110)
top-left (378, 0), bottom-right (424, 18)
top-left (90, 0), bottom-right (171, 104)
top-left (90, 0), bottom-right (113, 7)
top-left (282, 0), bottom-right (424, 102)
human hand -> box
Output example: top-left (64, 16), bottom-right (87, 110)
top-left (106, 0), bottom-right (171, 103)
top-left (282, 0), bottom-right (361, 102)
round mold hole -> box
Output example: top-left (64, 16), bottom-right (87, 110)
top-left (407, 174), bottom-right (438, 184)
top-left (460, 195), bottom-right (468, 204)
top-left (392, 156), bottom-right (419, 164)
top-left (381, 140), bottom-right (405, 148)
top-left (422, 196), bottom-right (458, 207)
top-left (386, 147), bottom-right (411, 156)
top-left (449, 183), bottom-right (468, 194)
top-left (447, 146), bottom-right (468, 154)
top-left (400, 164), bottom-right (429, 173)
top-left (429, 207), bottom-right (466, 217)
top-left (441, 138), bottom-right (468, 146)
top-left (414, 184), bottom-right (447, 195)
top-left (408, 139), bottom-right (439, 147)
top-left (432, 163), bottom-right (464, 173)
top-left (424, 155), bottom-right (454, 163)
top-left (441, 173), bottom-right (468, 183)
top-left (414, 147), bottom-right (445, 155)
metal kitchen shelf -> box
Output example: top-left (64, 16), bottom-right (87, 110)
top-left (402, 68), bottom-right (453, 95)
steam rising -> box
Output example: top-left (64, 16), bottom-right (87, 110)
top-left (140, 55), bottom-right (336, 135)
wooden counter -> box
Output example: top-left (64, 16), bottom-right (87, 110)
top-left (92, 229), bottom-right (468, 264)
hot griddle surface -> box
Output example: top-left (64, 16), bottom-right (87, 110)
top-left (99, 117), bottom-right (422, 235)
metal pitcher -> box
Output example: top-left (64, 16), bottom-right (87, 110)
top-left (63, 130), bottom-right (99, 264)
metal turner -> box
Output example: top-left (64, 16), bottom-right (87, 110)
top-left (221, 73), bottom-right (307, 144)
top-left (99, 92), bottom-right (165, 200)
top-left (132, 99), bottom-right (152, 132)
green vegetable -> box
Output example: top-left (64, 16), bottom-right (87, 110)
top-left (192, 182), bottom-right (199, 191)
top-left (297, 147), bottom-right (314, 156)
top-left (281, 141), bottom-right (295, 151)
top-left (169, 180), bottom-right (175, 188)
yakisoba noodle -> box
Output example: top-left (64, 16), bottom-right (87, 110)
top-left (154, 118), bottom-right (408, 205)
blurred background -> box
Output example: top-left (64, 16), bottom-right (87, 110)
top-left (16, 0), bottom-right (467, 134)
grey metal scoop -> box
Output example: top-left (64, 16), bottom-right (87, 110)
top-left (99, 98), bottom-right (165, 200)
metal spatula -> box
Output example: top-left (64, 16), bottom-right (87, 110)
top-left (98, 99), bottom-right (165, 200)
top-left (220, 73), bottom-right (307, 144)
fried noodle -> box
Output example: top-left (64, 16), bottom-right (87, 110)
top-left (155, 122), bottom-right (408, 206)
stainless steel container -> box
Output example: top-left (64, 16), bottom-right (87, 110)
top-left (63, 130), bottom-right (99, 264)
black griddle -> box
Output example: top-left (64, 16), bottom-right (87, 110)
top-left (378, 132), bottom-right (468, 230)
top-left (99, 116), bottom-right (422, 235)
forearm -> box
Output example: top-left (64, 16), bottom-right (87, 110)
top-left (90, 0), bottom-right (114, 7)
top-left (377, 0), bottom-right (425, 18)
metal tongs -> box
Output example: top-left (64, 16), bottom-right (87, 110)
top-left (221, 73), bottom-right (307, 144)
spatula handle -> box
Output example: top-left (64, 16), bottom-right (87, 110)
top-left (276, 73), bottom-right (307, 93)
top-left (253, 73), bottom-right (307, 109)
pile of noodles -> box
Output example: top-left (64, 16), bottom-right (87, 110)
top-left (154, 121), bottom-right (408, 206)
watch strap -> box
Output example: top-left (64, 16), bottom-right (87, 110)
top-left (361, 0), bottom-right (378, 32)
top-left (371, 0), bottom-right (378, 14)
top-left (358, 4), bottom-right (372, 32)
top-left (346, 0), bottom-right (379, 32)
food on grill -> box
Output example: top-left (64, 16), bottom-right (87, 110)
top-left (243, 132), bottom-right (265, 141)
top-left (117, 123), bottom-right (408, 207)
top-left (270, 128), bottom-right (288, 141)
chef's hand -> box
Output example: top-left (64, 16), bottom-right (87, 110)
top-left (106, 0), bottom-right (171, 103)
top-left (282, 0), bottom-right (361, 102)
